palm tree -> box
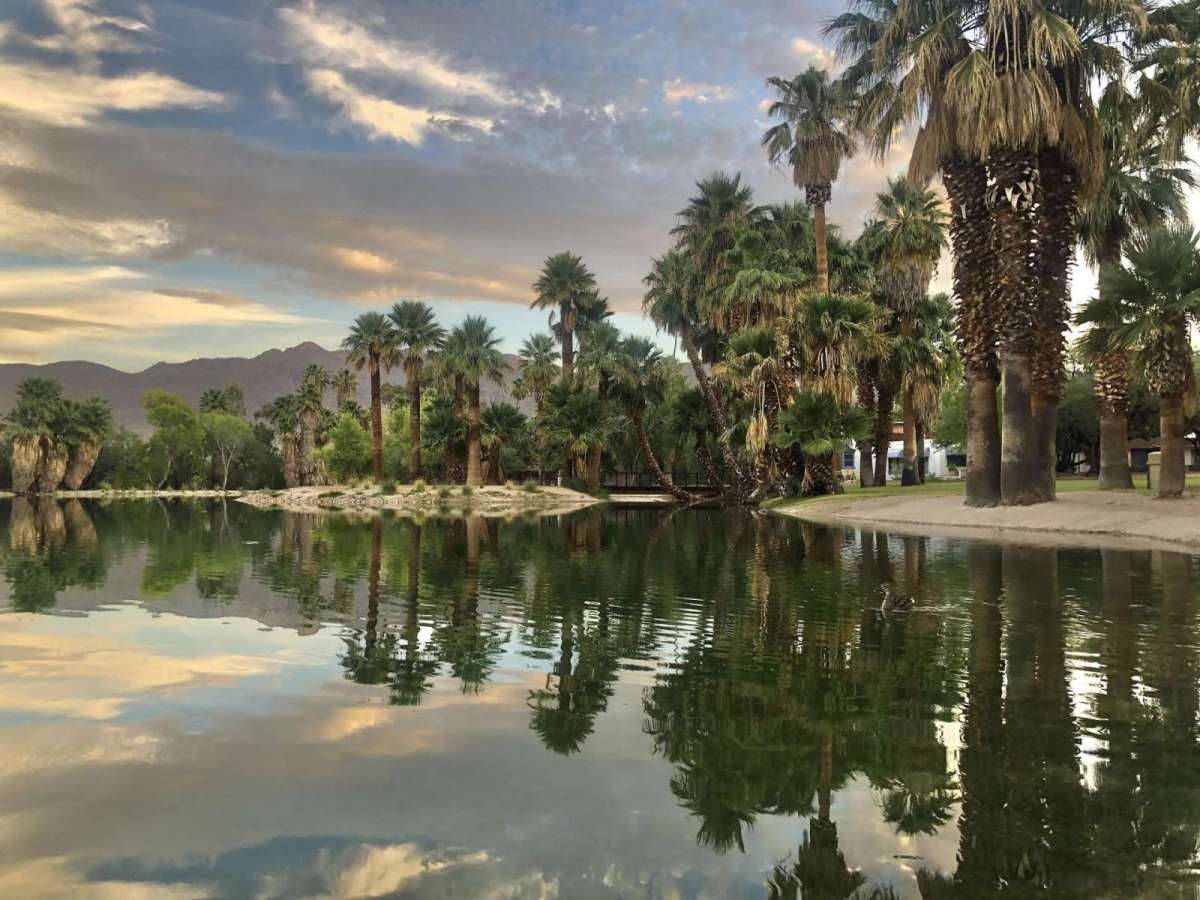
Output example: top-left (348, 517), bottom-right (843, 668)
top-left (534, 381), bottom-right (621, 485)
top-left (532, 252), bottom-right (596, 381)
top-left (295, 364), bottom-right (329, 485)
top-left (511, 333), bottom-right (560, 413)
top-left (1098, 227), bottom-right (1200, 498)
top-left (871, 177), bottom-right (947, 486)
top-left (666, 387), bottom-right (721, 489)
top-left (772, 390), bottom-right (870, 496)
top-left (480, 402), bottom-right (527, 484)
top-left (342, 312), bottom-right (396, 481)
top-left (762, 66), bottom-right (857, 294)
top-left (62, 397), bottom-right (113, 490)
top-left (1075, 294), bottom-right (1136, 490)
top-left (449, 316), bottom-right (507, 487)
top-left (332, 368), bottom-right (357, 410)
top-left (614, 337), bottom-right (699, 503)
top-left (389, 300), bottom-right (446, 481)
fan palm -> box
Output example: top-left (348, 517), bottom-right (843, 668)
top-left (1075, 294), bottom-right (1135, 489)
top-left (772, 390), bottom-right (871, 496)
top-left (342, 312), bottom-right (396, 481)
top-left (480, 401), bottom-right (527, 484)
top-left (511, 333), bottom-right (560, 413)
top-left (61, 397), bottom-right (113, 490)
top-left (790, 293), bottom-right (890, 407)
top-left (332, 368), bottom-right (357, 410)
top-left (532, 252), bottom-right (597, 381)
top-left (613, 337), bottom-right (699, 503)
top-left (389, 300), bottom-right (446, 480)
top-left (762, 66), bottom-right (857, 294)
top-left (535, 380), bottom-right (622, 483)
top-left (449, 316), bottom-right (507, 487)
top-left (296, 364), bottom-right (329, 485)
top-left (1098, 227), bottom-right (1200, 497)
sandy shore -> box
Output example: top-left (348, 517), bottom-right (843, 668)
top-left (776, 490), bottom-right (1200, 552)
top-left (236, 483), bottom-right (601, 516)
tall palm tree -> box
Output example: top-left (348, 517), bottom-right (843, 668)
top-left (532, 252), bottom-right (596, 382)
top-left (450, 316), bottom-right (507, 487)
top-left (342, 312), bottom-right (396, 481)
top-left (1099, 227), bottom-right (1200, 497)
top-left (480, 401), bottom-right (527, 484)
top-left (762, 66), bottom-right (857, 294)
top-left (389, 300), bottom-right (446, 481)
top-left (1075, 294), bottom-right (1136, 490)
top-left (614, 337), bottom-right (699, 503)
top-left (871, 177), bottom-right (947, 487)
top-left (332, 368), bottom-right (357, 410)
top-left (62, 397), bottom-right (113, 490)
top-left (511, 333), bottom-right (560, 413)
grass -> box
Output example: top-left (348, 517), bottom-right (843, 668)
top-left (764, 472), bottom-right (1200, 510)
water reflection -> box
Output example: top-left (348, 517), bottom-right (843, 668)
top-left (1, 499), bottom-right (1199, 898)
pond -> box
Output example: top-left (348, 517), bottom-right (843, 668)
top-left (0, 498), bottom-right (1198, 899)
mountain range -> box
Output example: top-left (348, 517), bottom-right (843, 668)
top-left (0, 343), bottom-right (525, 434)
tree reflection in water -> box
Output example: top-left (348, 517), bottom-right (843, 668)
top-left (3, 500), bottom-right (1200, 897)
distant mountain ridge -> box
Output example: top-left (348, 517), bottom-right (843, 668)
top-left (0, 342), bottom-right (524, 434)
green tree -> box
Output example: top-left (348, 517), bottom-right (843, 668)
top-left (324, 412), bottom-right (372, 482)
top-left (342, 312), bottom-right (397, 482)
top-left (143, 389), bottom-right (205, 489)
top-left (448, 316), bottom-right (507, 487)
top-left (772, 391), bottom-right (870, 496)
top-left (389, 300), bottom-right (446, 480)
top-left (61, 397), bottom-right (113, 490)
top-left (200, 412), bottom-right (256, 490)
top-left (198, 384), bottom-right (246, 417)
top-left (532, 252), bottom-right (597, 382)
top-left (331, 368), bottom-right (357, 410)
top-left (480, 401), bottom-right (528, 484)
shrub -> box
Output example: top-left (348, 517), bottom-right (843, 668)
top-left (324, 413), bottom-right (372, 482)
top-left (381, 482), bottom-right (396, 495)
top-left (437, 485), bottom-right (452, 500)
top-left (411, 479), bottom-right (426, 493)
top-left (522, 479), bottom-right (539, 493)
top-left (461, 485), bottom-right (474, 497)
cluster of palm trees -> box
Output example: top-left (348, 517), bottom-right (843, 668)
top-left (6, 379), bottom-right (112, 494)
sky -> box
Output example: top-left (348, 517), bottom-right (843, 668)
top-left (0, 0), bottom-right (1186, 372)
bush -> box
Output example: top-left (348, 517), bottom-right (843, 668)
top-left (411, 479), bottom-right (426, 493)
top-left (325, 413), bottom-right (372, 482)
top-left (461, 485), bottom-right (474, 497)
top-left (436, 485), bottom-right (452, 500)
top-left (381, 482), bottom-right (396, 495)
top-left (522, 479), bottom-right (540, 493)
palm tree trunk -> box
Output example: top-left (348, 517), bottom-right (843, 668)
top-left (11, 435), bottom-right (43, 495)
top-left (1000, 351), bottom-right (1040, 505)
top-left (466, 382), bottom-right (483, 487)
top-left (697, 444), bottom-right (721, 491)
top-left (586, 443), bottom-right (602, 492)
top-left (806, 182), bottom-right (832, 294)
top-left (901, 385), bottom-right (918, 486)
top-left (873, 381), bottom-right (894, 487)
top-left (965, 372), bottom-right (1002, 507)
top-left (1098, 411), bottom-right (1133, 489)
top-left (856, 369), bottom-right (874, 488)
top-left (561, 304), bottom-right (574, 381)
top-left (1031, 392), bottom-right (1057, 500)
top-left (634, 413), bottom-right (697, 503)
top-left (63, 440), bottom-right (101, 490)
top-left (681, 325), bottom-right (747, 500)
top-left (1159, 393), bottom-right (1187, 498)
top-left (915, 418), bottom-right (926, 483)
top-left (408, 365), bottom-right (422, 481)
top-left (369, 357), bottom-right (383, 481)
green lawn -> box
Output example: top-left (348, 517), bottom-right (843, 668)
top-left (763, 472), bottom-right (1200, 510)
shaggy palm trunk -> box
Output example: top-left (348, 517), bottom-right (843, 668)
top-left (11, 435), bottom-right (43, 495)
top-left (990, 147), bottom-right (1041, 506)
top-left (943, 156), bottom-right (1001, 507)
top-left (560, 306), bottom-right (574, 382)
top-left (36, 443), bottom-right (68, 493)
top-left (806, 182), bottom-right (832, 294)
top-left (1028, 149), bottom-right (1076, 502)
top-left (697, 445), bottom-right (721, 491)
top-left (682, 325), bottom-right (746, 499)
top-left (901, 387), bottom-right (919, 486)
top-left (408, 364), bottom-right (423, 481)
top-left (1095, 351), bottom-right (1133, 489)
top-left (801, 452), bottom-right (839, 496)
top-left (281, 435), bottom-right (300, 488)
top-left (1159, 393), bottom-right (1187, 498)
top-left (369, 357), bottom-right (383, 481)
top-left (634, 413), bottom-right (697, 503)
top-left (299, 409), bottom-right (318, 486)
top-left (586, 443), bottom-right (603, 492)
top-left (873, 382), bottom-right (894, 486)
top-left (63, 440), bottom-right (102, 490)
top-left (965, 374), bottom-right (1002, 506)
top-left (466, 383), bottom-right (483, 487)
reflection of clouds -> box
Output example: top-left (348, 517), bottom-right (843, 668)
top-left (0, 856), bottom-right (199, 900)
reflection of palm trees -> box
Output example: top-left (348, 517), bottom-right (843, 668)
top-left (766, 817), bottom-right (865, 900)
top-left (4, 497), bottom-right (106, 612)
top-left (392, 521), bottom-right (437, 705)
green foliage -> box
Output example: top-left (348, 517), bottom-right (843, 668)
top-left (933, 382), bottom-right (967, 451)
top-left (772, 390), bottom-right (871, 457)
top-left (437, 485), bottom-right (452, 499)
top-left (143, 389), bottom-right (206, 489)
top-left (198, 385), bottom-right (246, 417)
top-left (324, 412), bottom-right (372, 482)
top-left (522, 479), bottom-right (540, 493)
top-left (411, 479), bottom-right (426, 493)
top-left (381, 481), bottom-right (396, 495)
top-left (461, 485), bottom-right (474, 497)
top-left (200, 412), bottom-right (255, 490)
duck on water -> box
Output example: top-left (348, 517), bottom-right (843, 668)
top-left (879, 585), bottom-right (915, 615)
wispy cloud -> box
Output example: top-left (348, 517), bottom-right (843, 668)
top-left (303, 68), bottom-right (493, 145)
top-left (662, 78), bottom-right (734, 106)
top-left (0, 61), bottom-right (226, 125)
top-left (32, 0), bottom-right (151, 59)
top-left (790, 37), bottom-right (837, 70)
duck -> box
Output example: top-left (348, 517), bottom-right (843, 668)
top-left (879, 585), bottom-right (915, 615)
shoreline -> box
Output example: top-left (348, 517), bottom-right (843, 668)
top-left (772, 489), bottom-right (1200, 553)
top-left (235, 484), bottom-right (602, 516)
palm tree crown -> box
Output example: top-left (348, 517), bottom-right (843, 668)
top-left (762, 65), bottom-right (857, 200)
top-left (532, 252), bottom-right (597, 380)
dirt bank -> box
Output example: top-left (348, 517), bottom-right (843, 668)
top-left (775, 490), bottom-right (1200, 552)
top-left (237, 483), bottom-right (601, 516)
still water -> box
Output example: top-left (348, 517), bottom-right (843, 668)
top-left (0, 498), bottom-right (1198, 899)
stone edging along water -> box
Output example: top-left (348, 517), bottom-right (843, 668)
top-left (772, 490), bottom-right (1200, 553)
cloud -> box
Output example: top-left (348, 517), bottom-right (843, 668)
top-left (791, 36), bottom-right (837, 70)
top-left (662, 78), bottom-right (734, 105)
top-left (278, 1), bottom-right (559, 112)
top-left (0, 310), bottom-right (121, 334)
top-left (152, 287), bottom-right (265, 309)
top-left (331, 247), bottom-right (396, 275)
top-left (0, 61), bottom-right (226, 125)
top-left (32, 0), bottom-right (151, 59)
top-left (302, 68), bottom-right (493, 144)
